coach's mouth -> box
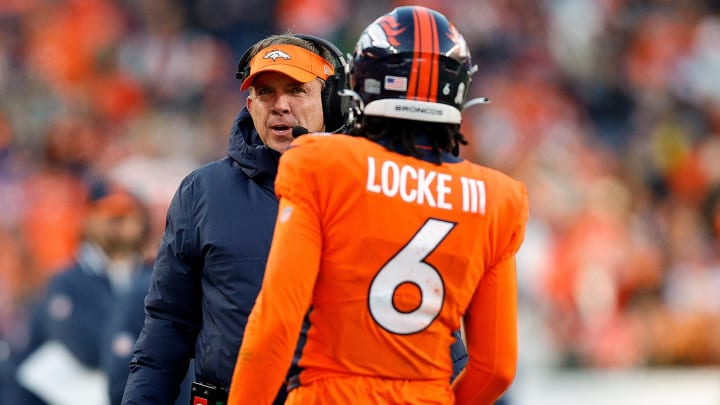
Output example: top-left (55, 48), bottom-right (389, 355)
top-left (270, 125), bottom-right (292, 136)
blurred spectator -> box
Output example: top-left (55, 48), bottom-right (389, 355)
top-left (117, 0), bottom-right (230, 109)
top-left (181, 0), bottom-right (280, 60)
top-left (101, 264), bottom-right (193, 405)
top-left (274, 0), bottom-right (349, 40)
top-left (23, 115), bottom-right (96, 246)
top-left (9, 180), bottom-right (152, 405)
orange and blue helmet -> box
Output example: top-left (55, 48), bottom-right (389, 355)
top-left (350, 6), bottom-right (477, 124)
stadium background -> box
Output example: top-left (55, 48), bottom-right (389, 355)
top-left (2, 0), bottom-right (720, 403)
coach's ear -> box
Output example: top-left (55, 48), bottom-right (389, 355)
top-left (246, 93), bottom-right (255, 110)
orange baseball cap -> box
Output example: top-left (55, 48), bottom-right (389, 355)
top-left (240, 44), bottom-right (334, 91)
top-left (91, 192), bottom-right (143, 218)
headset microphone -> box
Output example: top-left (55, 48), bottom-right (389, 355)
top-left (292, 126), bottom-right (309, 138)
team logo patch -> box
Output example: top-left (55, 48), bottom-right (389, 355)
top-left (279, 205), bottom-right (293, 222)
top-left (264, 50), bottom-right (291, 62)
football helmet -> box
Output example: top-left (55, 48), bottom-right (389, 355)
top-left (350, 6), bottom-right (477, 124)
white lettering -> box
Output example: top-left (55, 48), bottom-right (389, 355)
top-left (381, 160), bottom-right (400, 197)
top-left (366, 155), bottom-right (457, 210)
top-left (436, 174), bottom-right (452, 210)
top-left (416, 168), bottom-right (436, 207)
top-left (476, 179), bottom-right (486, 214)
top-left (461, 176), bottom-right (471, 212)
top-left (399, 165), bottom-right (417, 202)
top-left (468, 177), bottom-right (477, 212)
top-left (460, 176), bottom-right (486, 214)
top-left (366, 156), bottom-right (381, 193)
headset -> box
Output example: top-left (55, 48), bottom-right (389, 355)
top-left (235, 34), bottom-right (351, 133)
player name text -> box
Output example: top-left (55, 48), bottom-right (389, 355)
top-left (366, 156), bottom-right (486, 214)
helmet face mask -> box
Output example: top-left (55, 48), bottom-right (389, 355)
top-left (350, 6), bottom-right (476, 124)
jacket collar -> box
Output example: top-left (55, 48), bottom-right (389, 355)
top-left (227, 107), bottom-right (281, 180)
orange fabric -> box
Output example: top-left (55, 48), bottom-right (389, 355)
top-left (91, 191), bottom-right (143, 218)
top-left (229, 135), bottom-right (528, 404)
top-left (286, 376), bottom-right (453, 404)
top-left (0, 227), bottom-right (27, 328)
top-left (275, 0), bottom-right (348, 38)
top-left (23, 0), bottom-right (126, 92)
top-left (240, 44), bottom-right (334, 91)
top-left (20, 171), bottom-right (87, 278)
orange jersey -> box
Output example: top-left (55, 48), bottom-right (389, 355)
top-left (229, 134), bottom-right (529, 404)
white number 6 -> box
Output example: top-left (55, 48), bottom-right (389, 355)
top-left (368, 219), bottom-right (455, 335)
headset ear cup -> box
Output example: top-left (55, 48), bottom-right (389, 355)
top-left (322, 74), bottom-right (351, 132)
top-left (335, 75), bottom-right (352, 131)
top-left (293, 34), bottom-right (350, 132)
top-left (322, 72), bottom-right (353, 133)
top-left (321, 78), bottom-right (337, 131)
top-left (236, 47), bottom-right (253, 81)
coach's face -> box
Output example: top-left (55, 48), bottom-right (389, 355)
top-left (247, 72), bottom-right (325, 153)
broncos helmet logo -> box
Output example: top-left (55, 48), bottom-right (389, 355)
top-left (446, 24), bottom-right (470, 59)
top-left (264, 49), bottom-right (292, 62)
top-left (358, 14), bottom-right (406, 51)
top-left (377, 15), bottom-right (405, 47)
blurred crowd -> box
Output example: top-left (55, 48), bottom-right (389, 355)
top-left (2, 0), bottom-right (720, 393)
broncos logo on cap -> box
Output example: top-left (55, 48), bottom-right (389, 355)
top-left (264, 49), bottom-right (292, 62)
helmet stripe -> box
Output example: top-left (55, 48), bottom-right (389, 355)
top-left (428, 10), bottom-right (440, 102)
top-left (407, 10), bottom-right (420, 100)
top-left (408, 7), bottom-right (440, 102)
top-left (417, 8), bottom-right (431, 100)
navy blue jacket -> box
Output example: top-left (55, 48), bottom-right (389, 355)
top-left (102, 268), bottom-right (192, 405)
top-left (123, 108), bottom-right (286, 405)
top-left (10, 243), bottom-right (151, 405)
top-left (122, 109), bottom-right (467, 404)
